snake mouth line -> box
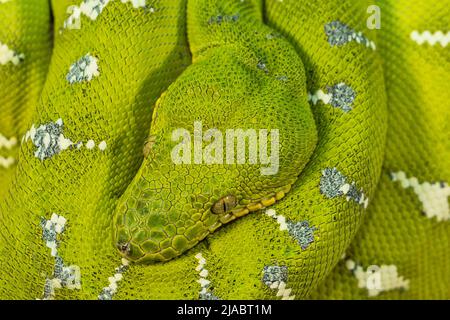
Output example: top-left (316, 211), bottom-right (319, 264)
top-left (212, 183), bottom-right (293, 226)
top-left (117, 183), bottom-right (294, 264)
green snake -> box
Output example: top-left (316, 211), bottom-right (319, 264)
top-left (0, 0), bottom-right (448, 300)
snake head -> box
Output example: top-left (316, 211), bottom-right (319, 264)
top-left (114, 39), bottom-right (317, 263)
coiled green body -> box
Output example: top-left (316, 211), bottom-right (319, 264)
top-left (0, 0), bottom-right (448, 300)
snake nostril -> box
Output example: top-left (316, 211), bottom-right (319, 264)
top-left (117, 242), bottom-right (130, 255)
top-left (211, 195), bottom-right (238, 214)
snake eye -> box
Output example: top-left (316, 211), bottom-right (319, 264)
top-left (211, 195), bottom-right (238, 214)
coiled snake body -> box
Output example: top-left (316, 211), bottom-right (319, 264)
top-left (0, 0), bottom-right (448, 300)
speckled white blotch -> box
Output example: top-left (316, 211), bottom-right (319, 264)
top-left (64, 0), bottom-right (147, 30)
top-left (266, 209), bottom-right (288, 231)
top-left (39, 214), bottom-right (82, 300)
top-left (391, 171), bottom-right (450, 221)
top-left (98, 259), bottom-right (129, 300)
top-left (98, 140), bottom-right (107, 151)
top-left (86, 140), bottom-right (95, 149)
top-left (194, 253), bottom-right (219, 300)
top-left (0, 42), bottom-right (24, 65)
top-left (308, 90), bottom-right (332, 105)
top-left (24, 120), bottom-right (107, 157)
top-left (411, 30), bottom-right (450, 47)
top-left (270, 281), bottom-right (295, 300)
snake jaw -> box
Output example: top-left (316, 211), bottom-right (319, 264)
top-left (114, 182), bottom-right (294, 264)
top-left (215, 183), bottom-right (292, 224)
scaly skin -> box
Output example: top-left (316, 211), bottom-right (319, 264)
top-left (0, 0), bottom-right (386, 300)
top-left (309, 0), bottom-right (450, 299)
top-left (0, 0), bottom-right (191, 299)
top-left (260, 0), bottom-right (387, 298)
top-left (113, 0), bottom-right (386, 299)
top-left (114, 0), bottom-right (318, 263)
top-left (0, 0), bottom-right (52, 199)
top-left (1, 0), bottom-right (448, 300)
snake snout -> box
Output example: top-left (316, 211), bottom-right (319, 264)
top-left (114, 188), bottom-right (296, 273)
top-left (114, 182), bottom-right (295, 264)
top-left (114, 200), bottom-right (219, 263)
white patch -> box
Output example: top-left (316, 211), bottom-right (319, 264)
top-left (98, 259), bottom-right (129, 300)
top-left (86, 140), bottom-right (95, 149)
top-left (391, 171), bottom-right (450, 221)
top-left (265, 209), bottom-right (288, 231)
top-left (265, 209), bottom-right (317, 250)
top-left (308, 90), bottom-right (332, 106)
top-left (340, 183), bottom-right (350, 194)
top-left (345, 259), bottom-right (356, 270)
top-left (120, 0), bottom-right (146, 9)
top-left (98, 140), bottom-right (107, 151)
top-left (64, 0), bottom-right (110, 29)
top-left (308, 83), bottom-right (356, 112)
top-left (39, 214), bottom-right (81, 300)
top-left (64, 0), bottom-right (147, 30)
top-left (262, 265), bottom-right (295, 300)
top-left (42, 213), bottom-right (67, 256)
top-left (66, 54), bottom-right (99, 84)
top-left (347, 260), bottom-right (409, 297)
top-left (0, 156), bottom-right (15, 168)
top-left (80, 0), bottom-right (110, 20)
top-left (320, 167), bottom-right (368, 207)
top-left (411, 30), bottom-right (450, 47)
top-left (194, 253), bottom-right (219, 300)
top-left (0, 42), bottom-right (24, 65)
top-left (24, 120), bottom-right (107, 158)
top-left (0, 0), bottom-right (12, 3)
top-left (325, 21), bottom-right (376, 50)
top-left (274, 281), bottom-right (295, 300)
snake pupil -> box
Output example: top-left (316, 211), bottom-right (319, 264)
top-left (212, 195), bottom-right (238, 214)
